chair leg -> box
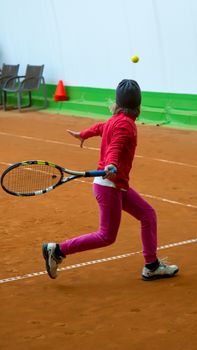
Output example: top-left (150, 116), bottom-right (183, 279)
top-left (28, 91), bottom-right (32, 107)
top-left (3, 91), bottom-right (7, 111)
top-left (17, 92), bottom-right (22, 112)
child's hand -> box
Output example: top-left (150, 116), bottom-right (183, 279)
top-left (67, 130), bottom-right (84, 148)
top-left (104, 164), bottom-right (117, 180)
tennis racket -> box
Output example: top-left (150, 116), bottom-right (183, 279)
top-left (0, 160), bottom-right (108, 196)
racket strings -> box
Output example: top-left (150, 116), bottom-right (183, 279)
top-left (3, 164), bottom-right (62, 193)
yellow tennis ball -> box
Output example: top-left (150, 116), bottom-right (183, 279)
top-left (131, 55), bottom-right (139, 63)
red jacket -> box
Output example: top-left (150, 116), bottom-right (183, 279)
top-left (80, 112), bottom-right (137, 189)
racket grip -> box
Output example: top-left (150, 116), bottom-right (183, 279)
top-left (85, 170), bottom-right (106, 177)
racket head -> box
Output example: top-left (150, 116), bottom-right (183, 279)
top-left (1, 160), bottom-right (64, 196)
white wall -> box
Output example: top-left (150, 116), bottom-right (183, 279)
top-left (0, 0), bottom-right (197, 93)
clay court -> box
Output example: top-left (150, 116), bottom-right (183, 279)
top-left (0, 110), bottom-right (197, 350)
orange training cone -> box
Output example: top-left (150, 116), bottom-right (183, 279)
top-left (54, 80), bottom-right (68, 101)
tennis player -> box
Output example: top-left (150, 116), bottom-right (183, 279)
top-left (42, 79), bottom-right (179, 281)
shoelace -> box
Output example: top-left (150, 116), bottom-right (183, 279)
top-left (159, 256), bottom-right (171, 267)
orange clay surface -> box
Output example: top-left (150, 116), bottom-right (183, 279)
top-left (0, 110), bottom-right (197, 350)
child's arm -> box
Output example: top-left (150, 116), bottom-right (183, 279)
top-left (67, 122), bottom-right (105, 148)
top-left (67, 130), bottom-right (84, 148)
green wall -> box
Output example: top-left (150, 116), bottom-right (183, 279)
top-left (5, 84), bottom-right (197, 130)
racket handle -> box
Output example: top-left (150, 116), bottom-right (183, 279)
top-left (85, 170), bottom-right (106, 177)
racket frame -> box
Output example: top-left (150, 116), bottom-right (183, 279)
top-left (1, 160), bottom-right (107, 196)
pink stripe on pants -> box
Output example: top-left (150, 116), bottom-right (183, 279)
top-left (60, 184), bottom-right (157, 263)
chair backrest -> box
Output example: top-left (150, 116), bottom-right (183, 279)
top-left (22, 64), bottom-right (44, 90)
top-left (0, 64), bottom-right (19, 88)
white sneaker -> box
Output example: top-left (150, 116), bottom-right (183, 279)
top-left (142, 260), bottom-right (179, 281)
top-left (42, 243), bottom-right (64, 279)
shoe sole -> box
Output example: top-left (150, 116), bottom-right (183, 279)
top-left (142, 267), bottom-right (179, 281)
top-left (42, 244), bottom-right (56, 279)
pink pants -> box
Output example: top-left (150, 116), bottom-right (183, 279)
top-left (60, 184), bottom-right (157, 263)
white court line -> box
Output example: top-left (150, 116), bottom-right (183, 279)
top-left (0, 131), bottom-right (196, 168)
top-left (140, 193), bottom-right (197, 209)
top-left (0, 161), bottom-right (196, 209)
top-left (74, 179), bottom-right (197, 209)
top-left (134, 155), bottom-right (197, 168)
top-left (76, 180), bottom-right (197, 209)
top-left (0, 238), bottom-right (197, 285)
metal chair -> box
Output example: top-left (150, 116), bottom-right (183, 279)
top-left (2, 64), bottom-right (48, 111)
top-left (0, 64), bottom-right (19, 105)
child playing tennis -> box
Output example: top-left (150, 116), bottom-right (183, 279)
top-left (42, 79), bottom-right (179, 281)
